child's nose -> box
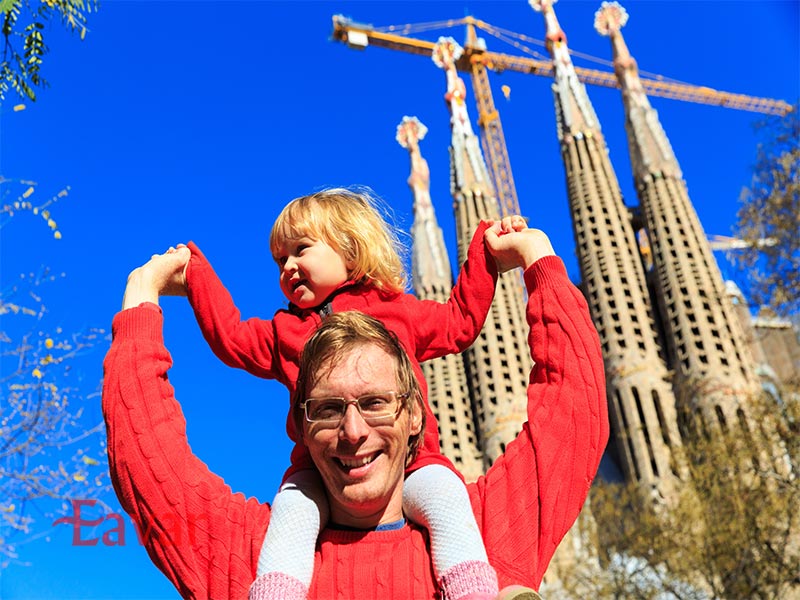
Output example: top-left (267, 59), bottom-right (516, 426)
top-left (283, 256), bottom-right (298, 273)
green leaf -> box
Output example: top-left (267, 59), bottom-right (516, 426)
top-left (0, 0), bottom-right (17, 16)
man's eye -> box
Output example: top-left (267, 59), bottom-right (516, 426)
top-left (312, 400), bottom-right (343, 419)
top-left (360, 396), bottom-right (391, 411)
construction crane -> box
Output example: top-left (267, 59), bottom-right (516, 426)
top-left (332, 15), bottom-right (793, 217)
top-left (708, 235), bottom-right (778, 251)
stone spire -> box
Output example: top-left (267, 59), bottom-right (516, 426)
top-left (397, 116), bottom-right (484, 482)
top-left (594, 1), bottom-right (680, 180)
top-left (432, 37), bottom-right (532, 467)
top-left (595, 1), bottom-right (758, 431)
top-left (532, 0), bottom-right (682, 493)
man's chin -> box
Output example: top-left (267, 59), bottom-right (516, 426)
top-left (330, 487), bottom-right (388, 520)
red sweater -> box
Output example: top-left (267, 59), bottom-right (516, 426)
top-left (102, 256), bottom-right (608, 600)
top-left (184, 222), bottom-right (498, 478)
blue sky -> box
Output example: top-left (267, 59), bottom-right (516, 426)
top-left (1, 1), bottom-right (797, 598)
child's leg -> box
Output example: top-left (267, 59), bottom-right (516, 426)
top-left (251, 469), bottom-right (329, 600)
top-left (403, 464), bottom-right (499, 600)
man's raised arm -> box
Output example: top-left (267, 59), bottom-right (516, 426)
top-left (104, 249), bottom-right (269, 599)
top-left (470, 222), bottom-right (609, 589)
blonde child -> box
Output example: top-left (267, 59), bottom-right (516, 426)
top-left (181, 188), bottom-right (505, 600)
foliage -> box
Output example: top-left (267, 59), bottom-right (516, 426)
top-left (732, 104), bottom-right (800, 319)
top-left (0, 179), bottom-right (110, 567)
top-left (555, 389), bottom-right (800, 600)
top-left (1, 0), bottom-right (97, 102)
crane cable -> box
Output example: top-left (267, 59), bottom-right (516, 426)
top-left (371, 18), bottom-right (691, 86)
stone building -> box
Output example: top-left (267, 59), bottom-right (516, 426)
top-left (397, 0), bottom-right (798, 594)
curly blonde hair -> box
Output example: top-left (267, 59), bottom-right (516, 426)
top-left (269, 188), bottom-right (407, 294)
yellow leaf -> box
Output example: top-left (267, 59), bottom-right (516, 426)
top-left (45, 338), bottom-right (54, 349)
top-left (13, 104), bottom-right (25, 112)
top-left (54, 231), bottom-right (62, 240)
top-left (73, 473), bottom-right (86, 482)
top-left (32, 368), bottom-right (43, 379)
top-left (81, 456), bottom-right (100, 466)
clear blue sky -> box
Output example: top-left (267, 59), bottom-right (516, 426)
top-left (1, 1), bottom-right (797, 598)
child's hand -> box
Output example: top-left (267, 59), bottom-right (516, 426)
top-left (122, 246), bottom-right (190, 310)
top-left (167, 244), bottom-right (191, 283)
top-left (494, 215), bottom-right (528, 236)
top-left (485, 220), bottom-right (555, 273)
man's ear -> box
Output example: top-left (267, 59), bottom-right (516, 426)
top-left (409, 393), bottom-right (423, 436)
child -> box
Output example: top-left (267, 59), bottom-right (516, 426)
top-left (182, 188), bottom-right (505, 600)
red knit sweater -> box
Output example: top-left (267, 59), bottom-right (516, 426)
top-left (102, 256), bottom-right (608, 600)
top-left (184, 222), bottom-right (498, 479)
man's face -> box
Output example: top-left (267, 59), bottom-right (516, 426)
top-left (301, 344), bottom-right (422, 528)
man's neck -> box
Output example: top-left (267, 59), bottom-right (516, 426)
top-left (328, 504), bottom-right (404, 530)
top-left (328, 517), bottom-right (406, 532)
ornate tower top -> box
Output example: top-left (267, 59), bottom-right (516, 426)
top-left (432, 37), bottom-right (476, 138)
top-left (398, 116), bottom-right (451, 302)
top-left (530, 0), bottom-right (601, 136)
top-left (594, 1), bottom-right (681, 179)
top-left (396, 115), bottom-right (428, 149)
top-left (593, 1), bottom-right (628, 36)
top-left (396, 115), bottom-right (432, 203)
top-left (432, 36), bottom-right (490, 192)
top-left (529, 0), bottom-right (567, 47)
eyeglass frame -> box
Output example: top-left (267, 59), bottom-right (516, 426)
top-left (300, 391), bottom-right (410, 426)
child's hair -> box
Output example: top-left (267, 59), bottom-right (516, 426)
top-left (269, 187), bottom-right (407, 294)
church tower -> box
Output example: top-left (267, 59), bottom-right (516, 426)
top-left (594, 2), bottom-right (759, 434)
top-left (397, 115), bottom-right (485, 483)
top-left (531, 0), bottom-right (682, 494)
top-left (432, 37), bottom-right (532, 467)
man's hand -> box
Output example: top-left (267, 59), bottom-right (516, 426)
top-left (121, 246), bottom-right (190, 310)
top-left (485, 216), bottom-right (556, 273)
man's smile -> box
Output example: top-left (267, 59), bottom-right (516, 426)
top-left (335, 451), bottom-right (382, 474)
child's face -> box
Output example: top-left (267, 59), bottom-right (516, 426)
top-left (276, 235), bottom-right (350, 309)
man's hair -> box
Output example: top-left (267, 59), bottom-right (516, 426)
top-left (293, 311), bottom-right (425, 464)
top-left (269, 187), bottom-right (407, 294)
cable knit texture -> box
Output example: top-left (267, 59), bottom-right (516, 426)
top-left (183, 222), bottom-right (498, 480)
top-left (439, 560), bottom-right (499, 599)
top-left (102, 255), bottom-right (608, 599)
top-left (249, 572), bottom-right (307, 600)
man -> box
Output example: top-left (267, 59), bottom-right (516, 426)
top-left (103, 222), bottom-right (608, 599)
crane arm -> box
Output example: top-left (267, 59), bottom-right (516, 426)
top-left (332, 15), bottom-right (792, 116)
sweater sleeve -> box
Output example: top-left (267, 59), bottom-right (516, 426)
top-left (184, 241), bottom-right (280, 380)
top-left (102, 306), bottom-right (270, 599)
top-left (469, 256), bottom-right (608, 589)
top-left (410, 221), bottom-right (499, 362)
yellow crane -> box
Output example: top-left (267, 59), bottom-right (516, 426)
top-left (332, 15), bottom-right (793, 217)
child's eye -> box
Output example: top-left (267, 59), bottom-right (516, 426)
top-left (277, 256), bottom-right (288, 266)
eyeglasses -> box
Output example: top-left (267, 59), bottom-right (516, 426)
top-left (301, 391), bottom-right (409, 426)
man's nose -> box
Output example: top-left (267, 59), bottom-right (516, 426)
top-left (339, 403), bottom-right (370, 443)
